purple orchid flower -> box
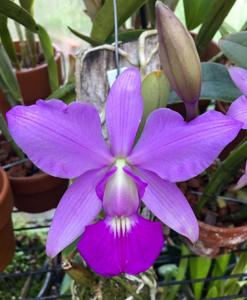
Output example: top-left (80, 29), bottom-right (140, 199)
top-left (7, 68), bottom-right (242, 277)
top-left (227, 67), bottom-right (247, 189)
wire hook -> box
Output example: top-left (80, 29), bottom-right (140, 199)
top-left (113, 0), bottom-right (120, 76)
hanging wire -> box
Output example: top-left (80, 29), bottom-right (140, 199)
top-left (2, 158), bottom-right (29, 170)
top-left (113, 0), bottom-right (120, 76)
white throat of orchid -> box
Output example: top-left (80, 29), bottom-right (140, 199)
top-left (103, 159), bottom-right (139, 237)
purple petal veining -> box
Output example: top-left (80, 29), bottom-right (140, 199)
top-left (7, 67), bottom-right (243, 277)
top-left (128, 109), bottom-right (242, 182)
top-left (46, 169), bottom-right (105, 257)
top-left (106, 68), bottom-right (143, 157)
top-left (227, 95), bottom-right (247, 129)
top-left (7, 100), bottom-right (113, 178)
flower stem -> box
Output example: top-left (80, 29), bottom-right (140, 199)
top-left (0, 113), bottom-right (25, 160)
top-left (185, 101), bottom-right (199, 121)
top-left (112, 277), bottom-right (143, 300)
top-left (165, 244), bottom-right (189, 300)
top-left (196, 139), bottom-right (247, 214)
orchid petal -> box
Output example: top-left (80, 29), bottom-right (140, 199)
top-left (134, 168), bottom-right (199, 243)
top-left (106, 68), bottom-right (143, 156)
top-left (227, 95), bottom-right (247, 129)
top-left (234, 162), bottom-right (247, 190)
top-left (234, 173), bottom-right (247, 190)
top-left (77, 215), bottom-right (164, 276)
top-left (123, 166), bottom-right (147, 199)
top-left (46, 169), bottom-right (104, 257)
top-left (229, 67), bottom-right (247, 96)
top-left (7, 100), bottom-right (113, 179)
top-left (129, 109), bottom-right (242, 182)
top-left (95, 167), bottom-right (117, 200)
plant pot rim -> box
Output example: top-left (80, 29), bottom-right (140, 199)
top-left (0, 219), bottom-right (15, 272)
top-left (8, 170), bottom-right (60, 182)
top-left (0, 167), bottom-right (10, 206)
top-left (15, 46), bottom-right (61, 74)
top-left (198, 220), bottom-right (247, 233)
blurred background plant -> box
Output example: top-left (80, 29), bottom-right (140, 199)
top-left (0, 0), bottom-right (76, 114)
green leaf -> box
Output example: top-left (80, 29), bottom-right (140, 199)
top-left (0, 44), bottom-right (21, 106)
top-left (47, 82), bottom-right (76, 104)
top-left (68, 26), bottom-right (100, 46)
top-left (168, 62), bottom-right (241, 104)
top-left (147, 0), bottom-right (156, 26)
top-left (83, 0), bottom-right (102, 21)
top-left (183, 0), bottom-right (211, 30)
top-left (60, 273), bottom-right (72, 295)
top-left (19, 0), bottom-right (35, 15)
top-left (138, 70), bottom-right (169, 136)
top-left (0, 0), bottom-right (38, 33)
top-left (107, 29), bottom-right (145, 43)
top-left (38, 25), bottom-right (59, 92)
top-left (0, 113), bottom-right (24, 159)
top-left (142, 70), bottom-right (169, 118)
top-left (19, 0), bottom-right (37, 66)
top-left (207, 254), bottom-right (230, 297)
top-left (207, 286), bottom-right (218, 298)
top-left (200, 62), bottom-right (241, 102)
top-left (166, 244), bottom-right (189, 300)
top-left (148, 0), bottom-right (179, 24)
top-left (220, 22), bottom-right (236, 37)
top-left (24, 28), bottom-right (37, 67)
top-left (219, 31), bottom-right (247, 69)
top-left (69, 27), bottom-right (145, 46)
top-left (195, 0), bottom-right (236, 55)
top-left (62, 238), bottom-right (78, 259)
top-left (91, 0), bottom-right (148, 44)
top-left (224, 252), bottom-right (247, 296)
top-left (189, 256), bottom-right (211, 300)
top-left (163, 0), bottom-right (179, 11)
top-left (158, 264), bottom-right (178, 278)
top-left (0, 15), bottom-right (19, 69)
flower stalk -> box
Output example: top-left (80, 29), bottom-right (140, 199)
top-left (197, 139), bottom-right (247, 213)
top-left (0, 112), bottom-right (25, 160)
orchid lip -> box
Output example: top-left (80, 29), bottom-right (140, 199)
top-left (103, 158), bottom-right (140, 217)
top-left (106, 215), bottom-right (137, 238)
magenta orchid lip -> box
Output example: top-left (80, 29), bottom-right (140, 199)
top-left (6, 68), bottom-right (242, 277)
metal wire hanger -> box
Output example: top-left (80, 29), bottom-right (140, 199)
top-left (113, 0), bottom-right (120, 76)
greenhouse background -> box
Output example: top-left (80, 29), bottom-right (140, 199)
top-left (1, 0), bottom-right (247, 299)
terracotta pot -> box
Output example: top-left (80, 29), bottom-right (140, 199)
top-left (8, 171), bottom-right (68, 213)
top-left (0, 168), bottom-right (13, 230)
top-left (0, 42), bottom-right (63, 116)
top-left (0, 220), bottom-right (15, 272)
top-left (190, 221), bottom-right (247, 257)
top-left (0, 168), bottom-right (15, 271)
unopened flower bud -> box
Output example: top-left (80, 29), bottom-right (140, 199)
top-left (156, 1), bottom-right (201, 120)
